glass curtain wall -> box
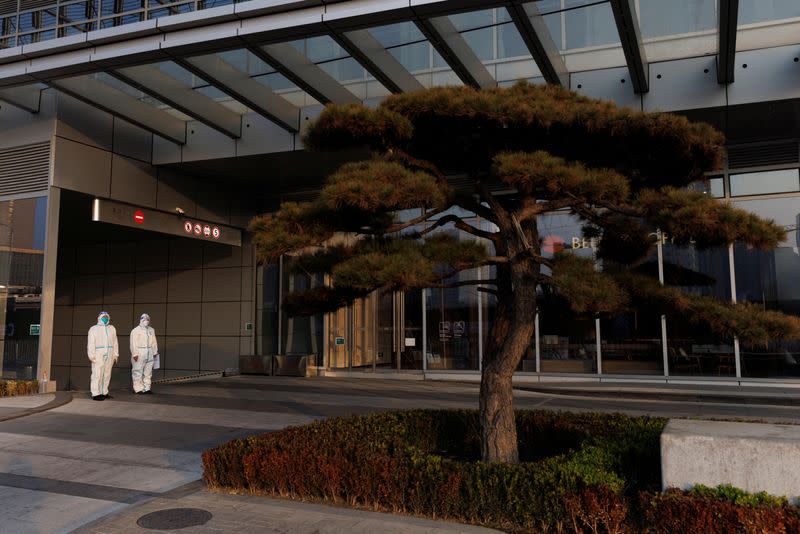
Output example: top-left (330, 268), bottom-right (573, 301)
top-left (662, 241), bottom-right (733, 376)
top-left (256, 257), bottom-right (323, 366)
top-left (733, 197), bottom-right (800, 378)
top-left (538, 212), bottom-right (599, 373)
top-left (0, 197), bottom-right (47, 380)
top-left (258, 165), bottom-right (800, 381)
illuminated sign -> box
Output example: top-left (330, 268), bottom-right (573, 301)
top-left (92, 198), bottom-right (242, 247)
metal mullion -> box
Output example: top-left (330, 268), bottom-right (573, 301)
top-left (609, 0), bottom-right (649, 93)
top-left (100, 5), bottom-right (146, 26)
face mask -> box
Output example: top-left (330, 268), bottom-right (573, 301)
top-left (100, 316), bottom-right (109, 325)
top-left (141, 320), bottom-right (150, 327)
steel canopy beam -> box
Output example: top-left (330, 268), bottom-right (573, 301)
top-left (609, 0), bottom-right (648, 93)
top-left (177, 54), bottom-right (300, 132)
top-left (112, 64), bottom-right (242, 138)
top-left (0, 86), bottom-right (42, 113)
top-left (415, 16), bottom-right (496, 90)
top-left (49, 76), bottom-right (187, 144)
top-left (329, 29), bottom-right (424, 94)
top-left (250, 42), bottom-right (360, 105)
top-left (506, 2), bottom-right (568, 86)
top-left (718, 0), bottom-right (739, 84)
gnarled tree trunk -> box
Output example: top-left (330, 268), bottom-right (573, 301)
top-left (479, 259), bottom-right (538, 463)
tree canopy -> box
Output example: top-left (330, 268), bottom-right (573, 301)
top-left (250, 82), bottom-right (800, 462)
top-left (251, 82), bottom-right (799, 346)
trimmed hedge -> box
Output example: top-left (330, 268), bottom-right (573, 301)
top-left (0, 379), bottom-right (38, 397)
top-left (642, 489), bottom-right (800, 534)
top-left (202, 410), bottom-right (800, 533)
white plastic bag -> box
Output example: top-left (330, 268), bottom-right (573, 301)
top-left (153, 353), bottom-right (161, 370)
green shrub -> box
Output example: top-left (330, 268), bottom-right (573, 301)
top-left (203, 410), bottom-right (665, 531)
top-left (0, 380), bottom-right (38, 397)
top-left (689, 483), bottom-right (789, 508)
top-left (203, 410), bottom-right (800, 532)
top-left (641, 489), bottom-right (800, 534)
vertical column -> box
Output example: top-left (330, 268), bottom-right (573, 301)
top-left (595, 318), bottom-right (602, 375)
top-left (657, 230), bottom-right (669, 377)
top-left (37, 186), bottom-right (60, 392)
top-left (422, 289), bottom-right (427, 372)
top-left (277, 255), bottom-right (283, 355)
top-left (729, 243), bottom-right (741, 378)
top-left (534, 312), bottom-right (540, 373)
top-left (477, 282), bottom-right (483, 373)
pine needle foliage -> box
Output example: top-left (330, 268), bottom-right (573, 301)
top-left (250, 82), bottom-right (798, 462)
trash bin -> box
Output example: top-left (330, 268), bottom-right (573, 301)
top-left (238, 355), bottom-right (274, 375)
top-left (273, 354), bottom-right (310, 377)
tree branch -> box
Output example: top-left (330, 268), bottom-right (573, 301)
top-left (429, 278), bottom-right (498, 289)
top-left (453, 195), bottom-right (500, 224)
top-left (477, 181), bottom-right (513, 241)
top-left (483, 256), bottom-right (509, 264)
top-left (384, 206), bottom-right (449, 234)
top-left (417, 214), bottom-right (500, 241)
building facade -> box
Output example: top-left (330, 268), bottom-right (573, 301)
top-left (0, 0), bottom-right (796, 389)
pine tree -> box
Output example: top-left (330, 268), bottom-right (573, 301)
top-left (250, 83), bottom-right (800, 463)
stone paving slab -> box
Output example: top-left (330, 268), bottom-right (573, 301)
top-left (1, 376), bottom-right (799, 533)
top-left (73, 485), bottom-right (500, 534)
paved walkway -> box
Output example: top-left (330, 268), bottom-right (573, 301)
top-left (0, 376), bottom-right (796, 533)
top-left (74, 481), bottom-right (498, 534)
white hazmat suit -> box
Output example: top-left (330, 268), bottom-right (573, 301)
top-left (87, 312), bottom-right (119, 400)
top-left (130, 313), bottom-right (158, 394)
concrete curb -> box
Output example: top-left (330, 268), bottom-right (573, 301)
top-left (514, 385), bottom-right (800, 406)
top-left (0, 391), bottom-right (73, 422)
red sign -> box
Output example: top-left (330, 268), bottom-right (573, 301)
top-left (133, 210), bottom-right (145, 224)
top-left (182, 219), bottom-right (224, 241)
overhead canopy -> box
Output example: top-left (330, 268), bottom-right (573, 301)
top-left (0, 0), bottom-right (792, 143)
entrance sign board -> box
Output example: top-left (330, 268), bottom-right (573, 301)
top-left (92, 198), bottom-right (242, 247)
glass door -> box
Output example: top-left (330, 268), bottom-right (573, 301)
top-left (326, 289), bottom-right (422, 371)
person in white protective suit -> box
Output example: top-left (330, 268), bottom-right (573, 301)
top-left (130, 313), bottom-right (158, 394)
top-left (87, 311), bottom-right (119, 401)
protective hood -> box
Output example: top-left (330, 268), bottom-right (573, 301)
top-left (139, 313), bottom-right (150, 328)
top-left (97, 312), bottom-right (110, 325)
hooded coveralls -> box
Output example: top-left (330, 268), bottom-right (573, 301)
top-left (87, 314), bottom-right (119, 397)
top-left (130, 316), bottom-right (158, 393)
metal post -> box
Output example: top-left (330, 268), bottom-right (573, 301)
top-left (595, 318), bottom-right (602, 375)
top-left (422, 289), bottom-right (427, 372)
top-left (657, 231), bottom-right (669, 377)
top-left (729, 243), bottom-right (741, 378)
top-left (477, 281), bottom-right (483, 373)
top-left (277, 255), bottom-right (283, 355)
top-left (534, 312), bottom-right (540, 373)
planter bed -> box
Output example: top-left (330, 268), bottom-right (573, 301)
top-left (203, 410), bottom-right (800, 533)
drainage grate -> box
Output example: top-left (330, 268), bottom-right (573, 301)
top-left (136, 508), bottom-right (213, 530)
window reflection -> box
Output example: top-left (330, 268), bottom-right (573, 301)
top-left (730, 169), bottom-right (800, 197)
top-left (0, 197), bottom-right (46, 380)
top-left (739, 0), bottom-right (800, 25)
top-left (639, 0), bottom-right (716, 38)
top-left (564, 2), bottom-right (619, 49)
top-left (734, 197), bottom-right (800, 378)
top-left (538, 212), bottom-right (598, 373)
